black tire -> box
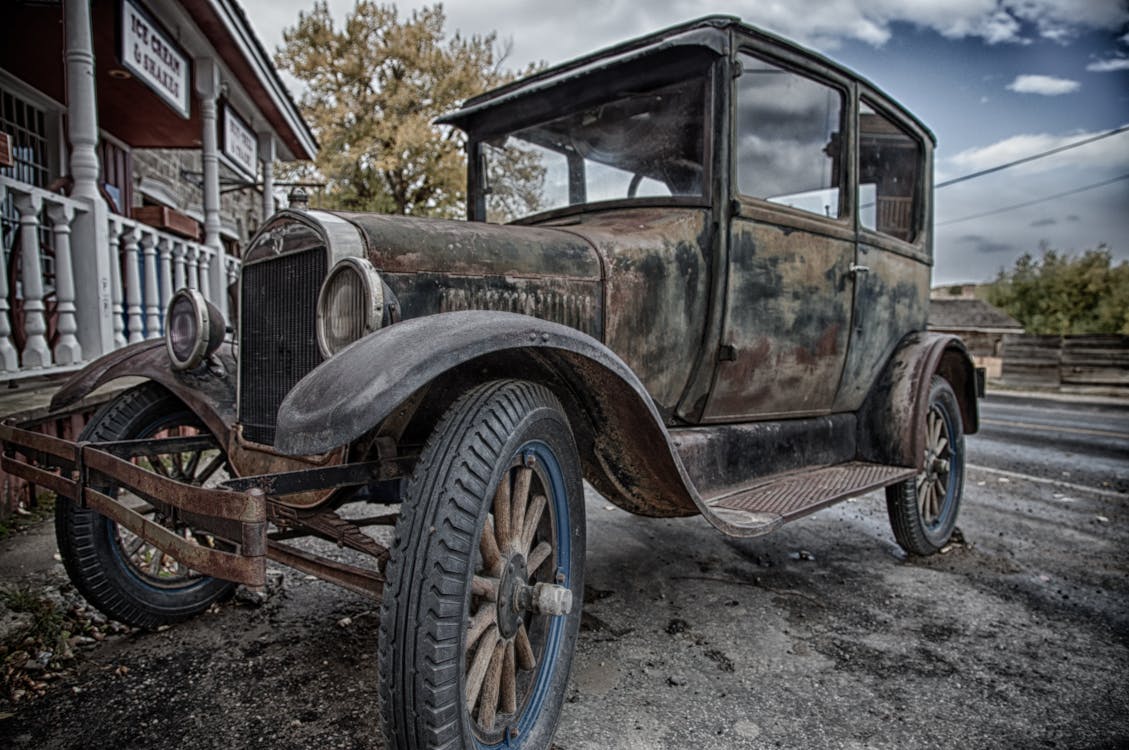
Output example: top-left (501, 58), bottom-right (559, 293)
top-left (379, 380), bottom-right (585, 750)
top-left (55, 382), bottom-right (236, 628)
top-left (886, 376), bottom-right (966, 556)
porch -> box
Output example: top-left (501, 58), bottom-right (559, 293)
top-left (1, 0), bottom-right (316, 382)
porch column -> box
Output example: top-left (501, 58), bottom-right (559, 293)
top-left (64, 0), bottom-right (114, 358)
top-left (258, 132), bottom-right (275, 221)
top-left (194, 58), bottom-right (227, 318)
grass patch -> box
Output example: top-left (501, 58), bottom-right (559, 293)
top-left (0, 493), bottom-right (56, 541)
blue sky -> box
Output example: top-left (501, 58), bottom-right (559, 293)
top-left (242, 0), bottom-right (1129, 284)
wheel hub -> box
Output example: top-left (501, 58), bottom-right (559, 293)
top-left (496, 554), bottom-right (528, 640)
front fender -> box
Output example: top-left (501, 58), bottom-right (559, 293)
top-left (49, 340), bottom-right (237, 444)
top-left (276, 312), bottom-right (713, 521)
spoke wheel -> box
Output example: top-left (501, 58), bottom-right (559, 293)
top-left (886, 376), bottom-right (966, 556)
top-left (55, 383), bottom-right (236, 628)
top-left (380, 380), bottom-right (584, 750)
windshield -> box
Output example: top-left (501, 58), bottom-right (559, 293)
top-left (479, 77), bottom-right (708, 223)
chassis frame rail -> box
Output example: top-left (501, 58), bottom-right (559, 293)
top-left (1, 422), bottom-right (271, 586)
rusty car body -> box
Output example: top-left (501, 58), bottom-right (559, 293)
top-left (1, 16), bottom-right (977, 750)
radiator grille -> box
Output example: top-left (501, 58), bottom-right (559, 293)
top-left (238, 248), bottom-right (327, 445)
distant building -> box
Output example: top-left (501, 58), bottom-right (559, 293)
top-left (929, 291), bottom-right (1024, 378)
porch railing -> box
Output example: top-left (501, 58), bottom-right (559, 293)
top-left (1, 175), bottom-right (240, 381)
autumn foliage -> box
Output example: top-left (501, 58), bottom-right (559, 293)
top-left (275, 2), bottom-right (531, 216)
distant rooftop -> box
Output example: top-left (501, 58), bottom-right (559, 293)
top-left (929, 298), bottom-right (1023, 331)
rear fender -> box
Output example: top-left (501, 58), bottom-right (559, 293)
top-left (275, 311), bottom-right (702, 519)
top-left (50, 340), bottom-right (237, 445)
top-left (858, 332), bottom-right (979, 470)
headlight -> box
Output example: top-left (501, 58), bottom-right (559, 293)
top-left (316, 257), bottom-right (384, 356)
top-left (166, 288), bottom-right (225, 370)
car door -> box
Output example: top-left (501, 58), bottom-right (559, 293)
top-left (702, 49), bottom-right (854, 421)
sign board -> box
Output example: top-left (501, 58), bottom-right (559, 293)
top-left (221, 103), bottom-right (258, 180)
top-left (120, 0), bottom-right (190, 118)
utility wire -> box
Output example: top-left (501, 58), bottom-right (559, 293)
top-left (935, 123), bottom-right (1129, 189)
top-left (936, 172), bottom-right (1129, 226)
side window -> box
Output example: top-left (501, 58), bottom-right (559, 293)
top-left (859, 101), bottom-right (923, 242)
top-left (736, 53), bottom-right (844, 218)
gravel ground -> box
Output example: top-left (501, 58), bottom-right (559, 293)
top-left (1, 467), bottom-right (1126, 749)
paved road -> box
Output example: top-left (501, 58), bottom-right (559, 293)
top-left (2, 391), bottom-right (1127, 749)
top-left (969, 392), bottom-right (1129, 493)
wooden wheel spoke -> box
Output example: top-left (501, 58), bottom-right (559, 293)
top-left (466, 625), bottom-right (499, 712)
top-left (466, 604), bottom-right (497, 650)
top-left (142, 455), bottom-right (169, 478)
top-left (182, 449), bottom-right (203, 480)
top-left (500, 641), bottom-right (517, 714)
top-left (480, 517), bottom-right (502, 576)
top-left (494, 477), bottom-right (512, 552)
top-left (195, 452), bottom-right (227, 485)
top-left (148, 548), bottom-right (166, 576)
top-left (528, 541), bottom-right (552, 576)
top-left (520, 493), bottom-right (547, 557)
top-left (472, 575), bottom-right (499, 601)
top-left (511, 466), bottom-right (532, 551)
top-left (515, 623), bottom-right (536, 671)
top-left (935, 436), bottom-right (948, 457)
top-left (477, 641), bottom-right (506, 730)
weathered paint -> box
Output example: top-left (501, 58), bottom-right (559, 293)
top-left (704, 214), bottom-right (853, 420)
top-left (552, 208), bottom-right (711, 417)
top-left (834, 241), bottom-right (931, 413)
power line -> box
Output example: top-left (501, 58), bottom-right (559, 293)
top-left (935, 124), bottom-right (1129, 189)
top-left (936, 172), bottom-right (1129, 226)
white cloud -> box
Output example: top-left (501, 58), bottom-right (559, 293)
top-left (944, 129), bottom-right (1129, 176)
top-left (1006, 74), bottom-right (1081, 95)
top-left (1087, 57), bottom-right (1129, 72)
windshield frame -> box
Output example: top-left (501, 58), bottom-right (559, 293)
top-left (464, 51), bottom-right (719, 224)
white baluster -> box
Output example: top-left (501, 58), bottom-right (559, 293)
top-left (197, 247), bottom-right (213, 302)
top-left (172, 241), bottom-right (187, 292)
top-left (141, 230), bottom-right (160, 338)
top-left (157, 235), bottom-right (173, 324)
top-left (185, 244), bottom-right (200, 291)
top-left (45, 201), bottom-right (82, 365)
top-left (13, 192), bottom-right (50, 368)
top-left (0, 186), bottom-right (18, 371)
top-left (107, 217), bottom-right (127, 348)
top-left (121, 225), bottom-right (144, 343)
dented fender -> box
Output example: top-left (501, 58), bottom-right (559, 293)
top-left (50, 340), bottom-right (237, 445)
top-left (275, 312), bottom-right (716, 521)
top-left (858, 331), bottom-right (979, 470)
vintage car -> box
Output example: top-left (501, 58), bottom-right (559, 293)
top-left (1, 15), bottom-right (978, 750)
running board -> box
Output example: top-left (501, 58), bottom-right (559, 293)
top-left (700, 462), bottom-right (916, 537)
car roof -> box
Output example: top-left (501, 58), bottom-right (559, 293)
top-left (437, 15), bottom-right (935, 145)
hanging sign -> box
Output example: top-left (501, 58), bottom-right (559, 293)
top-left (120, 0), bottom-right (190, 118)
top-left (221, 103), bottom-right (258, 179)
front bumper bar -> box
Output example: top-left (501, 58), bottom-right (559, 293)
top-left (0, 423), bottom-right (267, 587)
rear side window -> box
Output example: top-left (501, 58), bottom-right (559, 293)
top-left (859, 101), bottom-right (923, 242)
top-left (735, 53), bottom-right (844, 219)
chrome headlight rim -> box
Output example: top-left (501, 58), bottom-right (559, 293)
top-left (166, 288), bottom-right (224, 371)
top-left (316, 256), bottom-right (385, 358)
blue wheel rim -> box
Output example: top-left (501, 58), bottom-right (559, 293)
top-left (474, 439), bottom-right (571, 749)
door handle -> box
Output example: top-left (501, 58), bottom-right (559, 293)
top-left (849, 264), bottom-right (870, 275)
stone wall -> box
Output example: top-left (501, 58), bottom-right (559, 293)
top-left (131, 148), bottom-right (269, 248)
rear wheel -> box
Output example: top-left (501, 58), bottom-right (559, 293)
top-left (55, 383), bottom-right (236, 628)
top-left (886, 376), bottom-right (965, 556)
top-left (379, 380), bottom-right (585, 750)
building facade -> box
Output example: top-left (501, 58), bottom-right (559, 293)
top-left (0, 0), bottom-right (316, 381)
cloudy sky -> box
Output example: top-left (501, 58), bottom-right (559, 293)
top-left (241, 0), bottom-right (1129, 284)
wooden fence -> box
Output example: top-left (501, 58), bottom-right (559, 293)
top-left (1001, 334), bottom-right (1129, 391)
